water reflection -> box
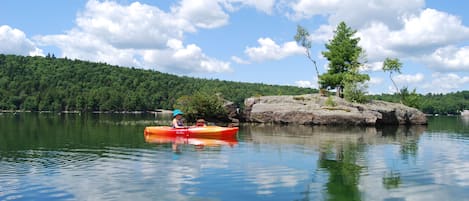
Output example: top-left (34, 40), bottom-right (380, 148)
top-left (243, 125), bottom-right (425, 146)
top-left (144, 134), bottom-right (238, 152)
top-left (4, 113), bottom-right (469, 201)
top-left (462, 116), bottom-right (469, 126)
top-left (243, 124), bottom-right (426, 201)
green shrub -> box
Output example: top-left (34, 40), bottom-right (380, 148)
top-left (325, 96), bottom-right (337, 107)
top-left (344, 81), bottom-right (369, 103)
top-left (173, 91), bottom-right (227, 122)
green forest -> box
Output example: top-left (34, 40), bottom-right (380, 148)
top-left (370, 91), bottom-right (469, 115)
top-left (0, 54), bottom-right (313, 112)
top-left (1, 54), bottom-right (468, 115)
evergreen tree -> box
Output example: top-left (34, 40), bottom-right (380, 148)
top-left (320, 22), bottom-right (369, 98)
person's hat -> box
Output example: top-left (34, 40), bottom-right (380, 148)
top-left (172, 109), bottom-right (183, 117)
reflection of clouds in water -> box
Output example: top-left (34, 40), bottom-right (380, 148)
top-left (360, 135), bottom-right (469, 201)
top-left (200, 154), bottom-right (230, 169)
top-left (359, 145), bottom-right (394, 200)
top-left (245, 165), bottom-right (306, 195)
top-left (1, 146), bottom-right (236, 201)
top-left (50, 149), bottom-right (203, 201)
top-left (422, 138), bottom-right (469, 187)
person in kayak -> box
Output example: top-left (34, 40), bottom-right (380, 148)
top-left (172, 109), bottom-right (186, 128)
top-left (195, 118), bottom-right (206, 127)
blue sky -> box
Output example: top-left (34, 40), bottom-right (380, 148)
top-left (1, 0), bottom-right (468, 94)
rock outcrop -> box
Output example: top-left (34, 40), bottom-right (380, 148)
top-left (243, 94), bottom-right (427, 125)
top-left (223, 100), bottom-right (240, 123)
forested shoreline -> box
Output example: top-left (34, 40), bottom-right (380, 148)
top-left (0, 54), bottom-right (313, 112)
top-left (370, 91), bottom-right (469, 115)
top-left (0, 54), bottom-right (467, 115)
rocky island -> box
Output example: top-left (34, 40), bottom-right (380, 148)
top-left (242, 94), bottom-right (427, 126)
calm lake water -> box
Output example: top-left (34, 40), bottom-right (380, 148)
top-left (1, 113), bottom-right (469, 201)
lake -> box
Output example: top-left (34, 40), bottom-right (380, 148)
top-left (1, 113), bottom-right (469, 201)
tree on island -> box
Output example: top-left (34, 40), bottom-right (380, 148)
top-left (294, 25), bottom-right (321, 89)
top-left (382, 57), bottom-right (403, 102)
top-left (320, 22), bottom-right (369, 101)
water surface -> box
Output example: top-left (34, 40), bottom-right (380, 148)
top-left (1, 114), bottom-right (469, 201)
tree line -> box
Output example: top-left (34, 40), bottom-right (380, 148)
top-left (0, 54), bottom-right (313, 112)
top-left (370, 90), bottom-right (469, 115)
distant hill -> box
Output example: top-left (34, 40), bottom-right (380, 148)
top-left (0, 54), bottom-right (314, 112)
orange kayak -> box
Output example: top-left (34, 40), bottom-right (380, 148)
top-left (144, 126), bottom-right (239, 139)
top-left (144, 134), bottom-right (238, 147)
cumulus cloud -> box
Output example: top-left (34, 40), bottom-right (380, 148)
top-left (394, 73), bottom-right (424, 84)
top-left (76, 0), bottom-right (190, 49)
top-left (288, 1), bottom-right (469, 74)
top-left (361, 61), bottom-right (384, 72)
top-left (223, 0), bottom-right (276, 14)
top-left (295, 80), bottom-right (315, 88)
top-left (38, 30), bottom-right (139, 67)
top-left (357, 9), bottom-right (469, 62)
top-left (423, 46), bottom-right (469, 72)
top-left (173, 0), bottom-right (229, 29)
top-left (388, 9), bottom-right (469, 52)
top-left (288, 0), bottom-right (424, 28)
top-left (244, 38), bottom-right (304, 62)
top-left (288, 0), bottom-right (341, 20)
top-left (309, 24), bottom-right (334, 44)
top-left (367, 77), bottom-right (383, 85)
top-left (0, 25), bottom-right (43, 56)
top-left (142, 39), bottom-right (231, 73)
top-left (231, 56), bottom-right (251, 64)
top-left (34, 0), bottom-right (234, 74)
top-left (422, 73), bottom-right (469, 93)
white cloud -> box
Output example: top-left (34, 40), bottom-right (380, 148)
top-left (0, 25), bottom-right (43, 56)
top-left (394, 73), bottom-right (424, 84)
top-left (34, 0), bottom-right (233, 74)
top-left (361, 61), bottom-right (384, 72)
top-left (367, 77), bottom-right (383, 85)
top-left (309, 24), bottom-right (334, 44)
top-left (245, 38), bottom-right (304, 62)
top-left (173, 0), bottom-right (229, 29)
top-left (174, 0), bottom-right (276, 29)
top-left (76, 0), bottom-right (191, 49)
top-left (295, 80), bottom-right (315, 88)
top-left (422, 73), bottom-right (469, 93)
top-left (288, 0), bottom-right (424, 28)
top-left (142, 39), bottom-right (232, 73)
top-left (224, 0), bottom-right (275, 14)
top-left (356, 22), bottom-right (398, 61)
top-left (388, 9), bottom-right (469, 52)
top-left (357, 9), bottom-right (469, 63)
top-left (366, 77), bottom-right (384, 94)
top-left (231, 56), bottom-right (251, 64)
top-left (291, 1), bottom-right (469, 74)
top-left (423, 46), bottom-right (469, 72)
top-left (288, 0), bottom-right (340, 20)
top-left (38, 30), bottom-right (139, 67)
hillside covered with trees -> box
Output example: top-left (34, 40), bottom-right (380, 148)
top-left (0, 54), bottom-right (313, 112)
top-left (1, 54), bottom-right (467, 115)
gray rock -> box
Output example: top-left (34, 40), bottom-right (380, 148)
top-left (223, 100), bottom-right (240, 122)
top-left (243, 94), bottom-right (427, 125)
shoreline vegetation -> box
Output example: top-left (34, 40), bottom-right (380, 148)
top-left (1, 54), bottom-right (468, 120)
top-left (0, 109), bottom-right (172, 115)
top-left (0, 109), bottom-right (465, 117)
